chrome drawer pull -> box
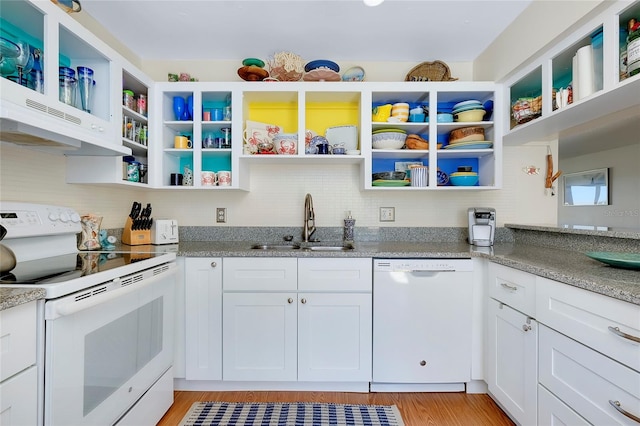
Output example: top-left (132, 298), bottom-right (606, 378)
top-left (608, 326), bottom-right (640, 344)
top-left (500, 282), bottom-right (518, 291)
top-left (609, 400), bottom-right (640, 423)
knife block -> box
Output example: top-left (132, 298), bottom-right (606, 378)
top-left (122, 217), bottom-right (151, 246)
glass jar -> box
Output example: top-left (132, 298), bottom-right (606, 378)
top-left (123, 90), bottom-right (135, 110)
top-left (627, 21), bottom-right (640, 77)
top-left (137, 94), bottom-right (147, 116)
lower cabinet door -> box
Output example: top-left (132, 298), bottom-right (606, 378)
top-left (185, 258), bottom-right (222, 380)
top-left (486, 298), bottom-right (538, 426)
top-left (297, 293), bottom-right (372, 382)
top-left (538, 384), bottom-right (590, 426)
top-left (223, 292), bottom-right (297, 381)
top-left (0, 366), bottom-right (37, 426)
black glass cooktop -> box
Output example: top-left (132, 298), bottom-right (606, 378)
top-left (0, 251), bottom-right (165, 285)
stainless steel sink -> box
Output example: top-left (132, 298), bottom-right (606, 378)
top-left (250, 244), bottom-right (300, 250)
top-left (301, 243), bottom-right (355, 251)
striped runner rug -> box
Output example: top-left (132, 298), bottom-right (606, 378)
top-left (179, 401), bottom-right (406, 426)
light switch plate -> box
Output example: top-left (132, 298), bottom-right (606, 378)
top-left (380, 207), bottom-right (395, 222)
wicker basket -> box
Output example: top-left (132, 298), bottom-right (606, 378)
top-left (405, 60), bottom-right (458, 82)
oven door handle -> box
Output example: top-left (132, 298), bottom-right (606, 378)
top-left (52, 265), bottom-right (176, 318)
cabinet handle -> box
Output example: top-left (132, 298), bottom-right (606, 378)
top-left (420, 360), bottom-right (426, 366)
top-left (210, 261), bottom-right (217, 268)
top-left (287, 298), bottom-right (294, 304)
top-left (608, 326), bottom-right (640, 344)
top-left (609, 400), bottom-right (640, 423)
top-left (301, 298), bottom-right (307, 304)
top-left (500, 282), bottom-right (518, 291)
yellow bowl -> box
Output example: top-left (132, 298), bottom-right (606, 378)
top-left (454, 109), bottom-right (486, 122)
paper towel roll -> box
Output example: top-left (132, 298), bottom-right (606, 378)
top-left (573, 45), bottom-right (595, 101)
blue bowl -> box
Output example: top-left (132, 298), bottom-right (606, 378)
top-left (409, 113), bottom-right (426, 122)
top-left (437, 113), bottom-right (453, 123)
top-left (450, 175), bottom-right (479, 186)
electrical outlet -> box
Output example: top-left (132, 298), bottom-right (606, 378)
top-left (216, 207), bottom-right (227, 223)
top-left (380, 207), bottom-right (395, 222)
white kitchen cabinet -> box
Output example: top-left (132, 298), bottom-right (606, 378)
top-left (485, 262), bottom-right (538, 426)
top-left (503, 0), bottom-right (640, 145)
top-left (223, 292), bottom-right (298, 381)
top-left (184, 258), bottom-right (223, 380)
top-left (0, 301), bottom-right (38, 426)
top-left (486, 298), bottom-right (538, 426)
top-left (539, 324), bottom-right (640, 425)
top-left (0, 0), bottom-right (129, 156)
top-left (298, 258), bottom-right (372, 382)
top-left (222, 257), bottom-right (372, 383)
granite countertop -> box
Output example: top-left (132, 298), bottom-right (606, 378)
top-left (2, 239), bottom-right (638, 311)
top-left (0, 287), bottom-right (45, 311)
top-left (177, 240), bottom-right (640, 306)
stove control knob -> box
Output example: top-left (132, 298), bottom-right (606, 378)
top-left (70, 212), bottom-right (81, 223)
top-left (59, 212), bottom-right (70, 223)
top-left (48, 211), bottom-right (60, 221)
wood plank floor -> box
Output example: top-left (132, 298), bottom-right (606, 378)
top-left (157, 391), bottom-right (515, 425)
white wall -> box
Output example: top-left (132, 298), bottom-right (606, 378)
top-left (558, 142), bottom-right (640, 229)
top-left (0, 140), bottom-right (556, 229)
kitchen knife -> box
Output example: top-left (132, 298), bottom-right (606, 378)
top-left (129, 202), bottom-right (141, 219)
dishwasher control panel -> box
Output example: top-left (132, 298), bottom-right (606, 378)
top-left (374, 258), bottom-right (473, 272)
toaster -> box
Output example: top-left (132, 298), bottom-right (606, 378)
top-left (151, 219), bottom-right (179, 245)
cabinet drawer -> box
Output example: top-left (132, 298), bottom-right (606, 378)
top-left (538, 384), bottom-right (590, 426)
top-left (536, 277), bottom-right (640, 371)
top-left (0, 366), bottom-right (37, 426)
top-left (223, 258), bottom-right (297, 291)
top-left (487, 262), bottom-right (536, 315)
top-left (539, 325), bottom-right (640, 425)
top-left (298, 258), bottom-right (372, 292)
top-left (0, 301), bottom-right (37, 382)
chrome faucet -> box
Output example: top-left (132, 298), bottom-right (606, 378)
top-left (303, 193), bottom-right (316, 242)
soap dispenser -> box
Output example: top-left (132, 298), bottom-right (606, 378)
top-left (343, 211), bottom-right (355, 242)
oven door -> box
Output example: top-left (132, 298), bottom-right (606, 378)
top-left (43, 262), bottom-right (176, 426)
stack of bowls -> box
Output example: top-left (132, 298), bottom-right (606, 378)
top-left (391, 103), bottom-right (409, 122)
top-left (449, 171), bottom-right (479, 186)
top-left (452, 100), bottom-right (486, 122)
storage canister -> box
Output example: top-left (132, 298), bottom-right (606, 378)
top-left (627, 20), bottom-right (640, 77)
top-left (123, 90), bottom-right (135, 110)
top-left (127, 161), bottom-right (140, 182)
top-left (137, 94), bottom-right (147, 116)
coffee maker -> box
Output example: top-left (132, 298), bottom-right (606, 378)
top-left (467, 207), bottom-right (496, 246)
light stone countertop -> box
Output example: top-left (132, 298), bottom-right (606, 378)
top-left (0, 287), bottom-right (45, 311)
top-left (2, 239), bottom-right (638, 311)
top-left (176, 240), bottom-right (640, 306)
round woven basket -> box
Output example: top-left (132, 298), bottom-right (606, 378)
top-left (405, 60), bottom-right (458, 82)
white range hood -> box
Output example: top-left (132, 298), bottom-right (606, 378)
top-left (0, 79), bottom-right (131, 156)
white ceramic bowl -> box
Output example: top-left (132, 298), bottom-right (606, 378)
top-left (372, 132), bottom-right (407, 149)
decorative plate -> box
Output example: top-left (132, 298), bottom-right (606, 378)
top-left (585, 252), bottom-right (640, 270)
top-left (452, 100), bottom-right (482, 110)
top-left (443, 141), bottom-right (493, 150)
top-left (342, 66), bottom-right (365, 81)
top-left (372, 179), bottom-right (411, 187)
top-left (304, 59), bottom-right (340, 73)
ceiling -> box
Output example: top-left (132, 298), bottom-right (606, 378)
top-left (80, 0), bottom-right (533, 63)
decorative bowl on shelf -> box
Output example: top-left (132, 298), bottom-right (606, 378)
top-left (372, 132), bottom-right (407, 149)
top-left (450, 174), bottom-right (479, 186)
top-left (454, 109), bottom-right (486, 122)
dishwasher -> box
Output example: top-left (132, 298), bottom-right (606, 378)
top-left (372, 258), bottom-right (474, 392)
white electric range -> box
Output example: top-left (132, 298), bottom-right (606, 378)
top-left (0, 201), bottom-right (177, 426)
